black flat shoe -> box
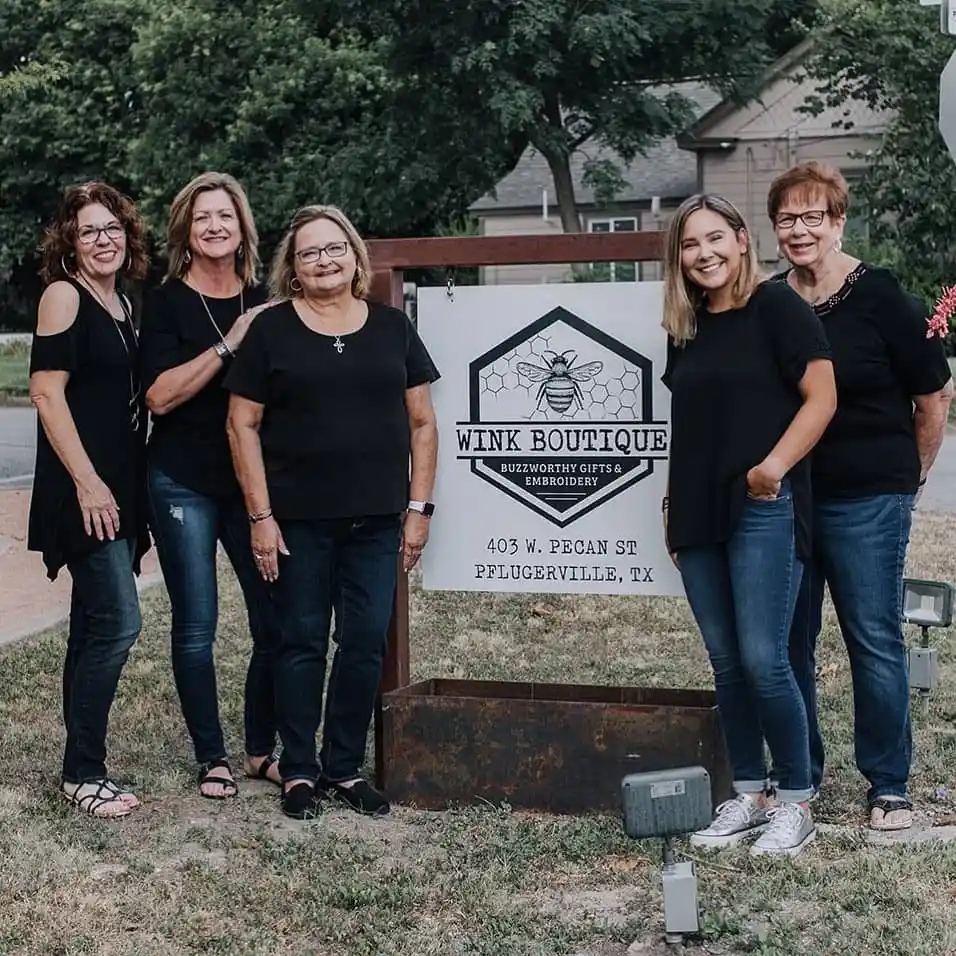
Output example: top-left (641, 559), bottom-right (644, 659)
top-left (281, 781), bottom-right (323, 820)
top-left (325, 779), bottom-right (390, 817)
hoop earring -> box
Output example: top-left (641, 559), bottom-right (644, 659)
top-left (60, 255), bottom-right (73, 276)
top-left (184, 249), bottom-right (192, 265)
top-left (123, 254), bottom-right (131, 272)
top-left (290, 276), bottom-right (302, 293)
top-left (834, 238), bottom-right (843, 254)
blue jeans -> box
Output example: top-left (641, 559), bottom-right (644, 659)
top-left (789, 494), bottom-right (914, 801)
top-left (677, 489), bottom-right (812, 803)
top-left (271, 515), bottom-right (401, 783)
top-left (63, 537), bottom-right (142, 783)
top-left (147, 466), bottom-right (279, 764)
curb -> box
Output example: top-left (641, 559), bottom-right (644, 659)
top-left (0, 570), bottom-right (165, 649)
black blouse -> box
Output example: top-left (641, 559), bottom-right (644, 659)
top-left (779, 265), bottom-right (952, 500)
top-left (663, 280), bottom-right (831, 561)
top-left (27, 279), bottom-right (149, 579)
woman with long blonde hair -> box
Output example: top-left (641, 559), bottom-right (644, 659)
top-left (661, 194), bottom-right (835, 856)
top-left (139, 172), bottom-right (279, 800)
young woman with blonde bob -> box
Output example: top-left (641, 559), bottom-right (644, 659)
top-left (661, 194), bottom-right (836, 856)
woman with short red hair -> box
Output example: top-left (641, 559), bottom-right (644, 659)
top-left (769, 161), bottom-right (954, 831)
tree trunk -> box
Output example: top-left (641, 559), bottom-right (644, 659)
top-left (533, 97), bottom-right (587, 277)
top-left (539, 143), bottom-right (582, 234)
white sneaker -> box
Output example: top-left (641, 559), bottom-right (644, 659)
top-left (750, 802), bottom-right (816, 857)
top-left (689, 793), bottom-right (770, 849)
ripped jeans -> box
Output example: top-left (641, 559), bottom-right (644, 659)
top-left (146, 466), bottom-right (279, 765)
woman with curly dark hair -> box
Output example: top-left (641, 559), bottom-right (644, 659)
top-left (29, 182), bottom-right (151, 818)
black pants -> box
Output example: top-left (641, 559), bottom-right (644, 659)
top-left (272, 516), bottom-right (401, 783)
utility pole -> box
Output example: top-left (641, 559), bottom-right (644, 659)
top-left (924, 1), bottom-right (956, 162)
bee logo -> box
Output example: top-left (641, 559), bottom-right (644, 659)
top-left (516, 349), bottom-right (604, 415)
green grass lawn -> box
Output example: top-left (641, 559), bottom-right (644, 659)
top-left (2, 512), bottom-right (956, 954)
top-left (0, 338), bottom-right (30, 400)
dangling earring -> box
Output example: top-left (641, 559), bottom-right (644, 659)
top-left (123, 253), bottom-right (131, 273)
top-left (834, 238), bottom-right (843, 254)
top-left (290, 276), bottom-right (302, 293)
top-left (237, 242), bottom-right (244, 260)
top-left (184, 249), bottom-right (192, 265)
top-left (774, 245), bottom-right (781, 258)
top-left (60, 255), bottom-right (73, 276)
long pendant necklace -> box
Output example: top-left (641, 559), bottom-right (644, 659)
top-left (187, 276), bottom-right (244, 343)
top-left (78, 276), bottom-right (140, 430)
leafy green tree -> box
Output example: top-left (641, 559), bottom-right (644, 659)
top-left (0, 0), bottom-right (147, 268)
top-left (803, 0), bottom-right (956, 308)
top-left (130, 0), bottom-right (521, 250)
top-left (333, 0), bottom-right (818, 232)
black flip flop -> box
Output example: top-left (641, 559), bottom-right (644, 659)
top-left (198, 759), bottom-right (239, 800)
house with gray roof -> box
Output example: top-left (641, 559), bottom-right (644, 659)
top-left (469, 87), bottom-right (721, 285)
top-left (469, 43), bottom-right (888, 284)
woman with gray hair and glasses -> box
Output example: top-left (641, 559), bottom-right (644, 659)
top-left (225, 204), bottom-right (440, 820)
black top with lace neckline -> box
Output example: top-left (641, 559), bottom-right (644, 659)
top-left (777, 265), bottom-right (951, 499)
top-left (783, 261), bottom-right (866, 317)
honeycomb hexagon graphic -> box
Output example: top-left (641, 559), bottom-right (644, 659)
top-left (464, 305), bottom-right (661, 527)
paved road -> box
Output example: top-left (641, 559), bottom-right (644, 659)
top-left (0, 406), bottom-right (35, 488)
top-left (921, 427), bottom-right (956, 513)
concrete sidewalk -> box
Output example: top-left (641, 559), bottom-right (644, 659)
top-left (0, 489), bottom-right (161, 647)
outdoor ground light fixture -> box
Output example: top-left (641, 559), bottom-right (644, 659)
top-left (621, 766), bottom-right (712, 947)
top-left (903, 577), bottom-right (954, 706)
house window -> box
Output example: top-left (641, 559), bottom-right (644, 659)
top-left (588, 218), bottom-right (637, 282)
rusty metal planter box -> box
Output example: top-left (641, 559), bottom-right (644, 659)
top-left (381, 678), bottom-right (731, 815)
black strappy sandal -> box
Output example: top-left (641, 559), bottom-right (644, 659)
top-left (61, 780), bottom-right (132, 818)
top-left (198, 759), bottom-right (239, 800)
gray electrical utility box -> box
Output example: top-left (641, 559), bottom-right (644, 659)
top-left (621, 766), bottom-right (713, 839)
top-left (910, 646), bottom-right (940, 692)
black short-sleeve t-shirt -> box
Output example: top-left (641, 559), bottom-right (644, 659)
top-left (662, 280), bottom-right (831, 560)
top-left (223, 300), bottom-right (440, 520)
top-left (139, 279), bottom-right (268, 498)
top-left (783, 265), bottom-right (952, 500)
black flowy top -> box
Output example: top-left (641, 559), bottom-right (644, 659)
top-left (662, 280), bottom-right (831, 561)
top-left (27, 278), bottom-right (150, 580)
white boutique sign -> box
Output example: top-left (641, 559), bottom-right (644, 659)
top-left (418, 283), bottom-right (683, 597)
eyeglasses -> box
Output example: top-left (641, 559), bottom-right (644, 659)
top-left (295, 241), bottom-right (350, 263)
top-left (773, 210), bottom-right (827, 230)
top-left (77, 223), bottom-right (125, 245)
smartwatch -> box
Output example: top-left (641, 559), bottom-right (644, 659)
top-left (407, 500), bottom-right (435, 517)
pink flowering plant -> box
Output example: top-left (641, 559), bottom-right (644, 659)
top-left (929, 286), bottom-right (956, 340)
